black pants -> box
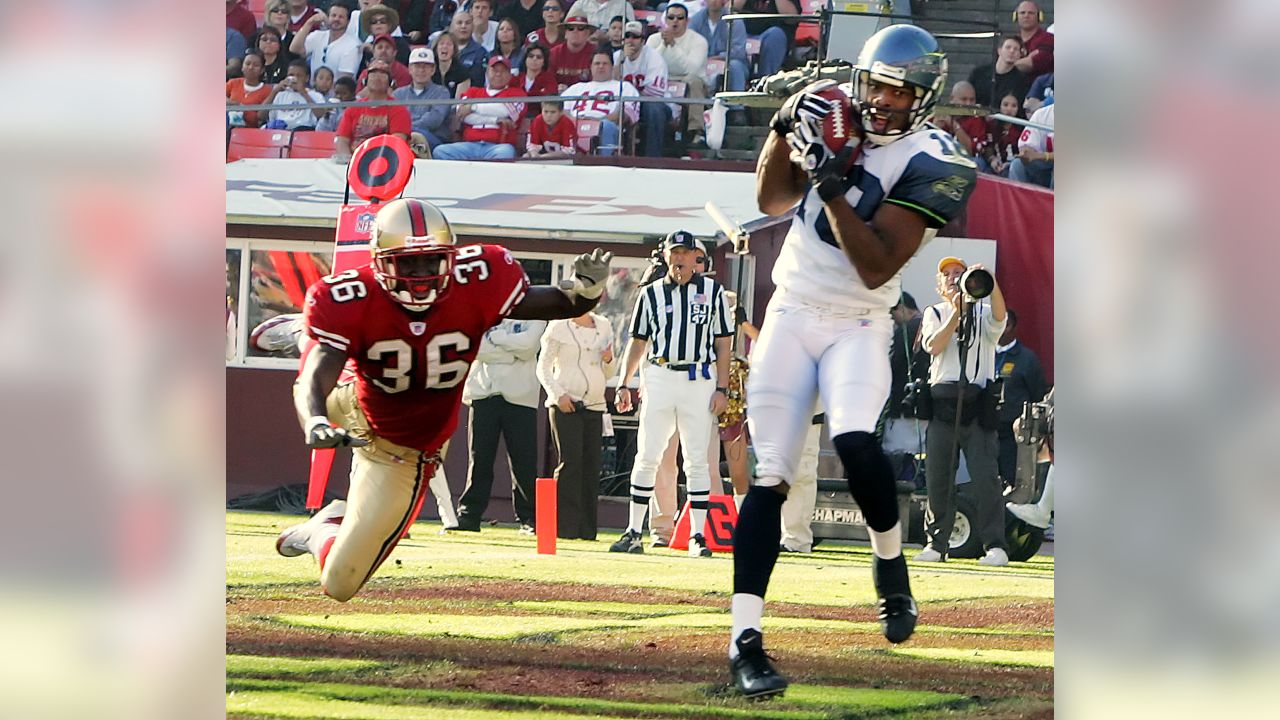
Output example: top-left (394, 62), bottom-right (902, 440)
top-left (998, 426), bottom-right (1017, 485)
top-left (549, 407), bottom-right (603, 540)
top-left (457, 396), bottom-right (538, 527)
top-left (924, 416), bottom-right (1007, 553)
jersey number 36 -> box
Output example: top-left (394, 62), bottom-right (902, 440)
top-left (367, 332), bottom-right (471, 394)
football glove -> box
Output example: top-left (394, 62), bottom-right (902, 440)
top-left (787, 118), bottom-right (858, 203)
top-left (770, 80), bottom-right (836, 136)
top-left (304, 416), bottom-right (368, 449)
top-left (561, 248), bottom-right (614, 300)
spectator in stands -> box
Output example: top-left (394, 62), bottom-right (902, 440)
top-left (529, 1), bottom-right (568, 49)
top-left (517, 44), bottom-right (560, 117)
top-left (228, 28), bottom-right (249, 79)
top-left (647, 3), bottom-right (708, 145)
top-left (616, 20), bottom-right (670, 157)
top-left (432, 31), bottom-right (473, 97)
top-left (284, 0), bottom-right (322, 34)
top-left (933, 81), bottom-right (986, 155)
top-left (1024, 71), bottom-right (1053, 116)
top-left (525, 101), bottom-right (578, 158)
top-left (1012, 1), bottom-right (1052, 82)
top-left (312, 65), bottom-right (336, 98)
top-left (316, 76), bottom-right (357, 131)
top-left (434, 56), bottom-right (526, 160)
top-left (492, 18), bottom-right (528, 73)
top-left (292, 3), bottom-right (362, 79)
top-left (265, 59), bottom-right (329, 131)
top-left (734, 0), bottom-right (791, 80)
top-left (429, 0), bottom-right (460, 36)
top-left (1009, 100), bottom-right (1053, 189)
top-left (227, 0), bottom-right (259, 47)
top-left (470, 0), bottom-right (499, 51)
top-left (333, 65), bottom-right (413, 160)
top-left (603, 16), bottom-right (626, 54)
top-left (967, 35), bottom-right (1030, 111)
top-left (552, 14), bottom-right (598, 88)
top-left (451, 10), bottom-right (491, 85)
top-left (401, 0), bottom-right (434, 44)
top-left (357, 35), bottom-right (413, 92)
top-left (358, 4), bottom-right (412, 64)
top-left (564, 50), bottom-right (639, 156)
top-left (260, 1), bottom-right (299, 59)
top-left (227, 50), bottom-right (272, 128)
top-left (980, 92), bottom-right (1023, 176)
top-left (256, 26), bottom-right (293, 85)
top-left (394, 47), bottom-right (453, 149)
top-left (502, 0), bottom-right (547, 45)
top-left (567, 0), bottom-right (635, 44)
top-left (691, 0), bottom-right (748, 124)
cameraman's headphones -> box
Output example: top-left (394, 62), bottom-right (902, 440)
top-left (1012, 3), bottom-right (1045, 23)
top-left (695, 241), bottom-right (713, 274)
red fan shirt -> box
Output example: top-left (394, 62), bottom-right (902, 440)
top-left (527, 114), bottom-right (577, 154)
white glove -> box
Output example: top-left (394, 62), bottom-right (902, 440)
top-left (560, 248), bottom-right (614, 300)
top-left (304, 416), bottom-right (369, 449)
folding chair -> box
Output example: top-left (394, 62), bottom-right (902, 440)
top-left (229, 127), bottom-right (292, 151)
top-left (575, 118), bottom-right (601, 154)
top-left (227, 142), bottom-right (287, 162)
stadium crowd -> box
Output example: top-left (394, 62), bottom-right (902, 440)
top-left (228, 0), bottom-right (1052, 182)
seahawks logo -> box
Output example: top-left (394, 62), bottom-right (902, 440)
top-left (931, 175), bottom-right (970, 202)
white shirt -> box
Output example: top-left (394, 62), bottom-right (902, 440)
top-left (462, 319), bottom-right (547, 408)
top-left (772, 102), bottom-right (978, 313)
top-left (1018, 103), bottom-right (1054, 153)
top-left (536, 315), bottom-right (615, 410)
top-left (645, 28), bottom-right (707, 78)
top-left (269, 88), bottom-right (327, 129)
top-left (303, 30), bottom-right (362, 78)
top-left (474, 20), bottom-right (498, 51)
top-left (921, 300), bottom-right (1006, 387)
top-left (614, 46), bottom-right (669, 98)
top-left (562, 79), bottom-right (640, 123)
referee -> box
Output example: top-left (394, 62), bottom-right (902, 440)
top-left (611, 230), bottom-right (733, 557)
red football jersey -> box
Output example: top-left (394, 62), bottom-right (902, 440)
top-left (528, 114), bottom-right (577, 154)
top-left (303, 244), bottom-right (530, 451)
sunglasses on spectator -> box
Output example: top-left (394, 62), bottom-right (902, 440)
top-left (566, 25), bottom-right (589, 31)
top-left (624, 32), bottom-right (643, 39)
top-left (371, 16), bottom-right (389, 23)
top-left (543, 5), bottom-right (561, 11)
top-left (667, 14), bottom-right (687, 20)
top-left (259, 35), bottom-right (280, 42)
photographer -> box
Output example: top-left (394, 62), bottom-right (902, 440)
top-left (1007, 387), bottom-right (1054, 531)
top-left (915, 257), bottom-right (1011, 566)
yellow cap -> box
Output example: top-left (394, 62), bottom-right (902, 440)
top-left (937, 256), bottom-right (967, 273)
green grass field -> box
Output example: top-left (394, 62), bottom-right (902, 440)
top-left (227, 511), bottom-right (1054, 719)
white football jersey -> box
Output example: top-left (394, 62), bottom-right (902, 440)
top-left (562, 80), bottom-right (641, 123)
top-left (614, 46), bottom-right (669, 98)
top-left (773, 119), bottom-right (977, 312)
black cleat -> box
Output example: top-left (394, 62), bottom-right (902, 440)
top-left (873, 554), bottom-right (918, 643)
top-left (609, 529), bottom-right (644, 553)
top-left (729, 629), bottom-right (789, 699)
top-left (877, 594), bottom-right (918, 644)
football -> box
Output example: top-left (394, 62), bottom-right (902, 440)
top-left (808, 83), bottom-right (862, 172)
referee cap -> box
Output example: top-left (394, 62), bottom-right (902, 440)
top-left (663, 229), bottom-right (698, 251)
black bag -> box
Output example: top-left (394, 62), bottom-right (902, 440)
top-left (979, 378), bottom-right (1004, 431)
top-left (930, 382), bottom-right (982, 425)
top-left (901, 380), bottom-right (933, 420)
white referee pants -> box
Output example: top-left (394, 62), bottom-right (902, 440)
top-left (780, 420), bottom-right (824, 551)
top-left (747, 293), bottom-right (892, 485)
top-left (630, 364), bottom-right (717, 507)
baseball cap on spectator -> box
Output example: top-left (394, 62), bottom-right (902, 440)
top-left (663, 230), bottom-right (698, 251)
top-left (937, 256), bottom-right (966, 273)
top-left (564, 14), bottom-right (595, 29)
top-left (623, 20), bottom-right (645, 37)
top-left (487, 55), bottom-right (512, 68)
top-left (409, 47), bottom-right (436, 64)
top-left (365, 64), bottom-right (392, 78)
top-left (373, 34), bottom-right (396, 46)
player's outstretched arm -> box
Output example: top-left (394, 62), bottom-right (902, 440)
top-left (508, 248), bottom-right (614, 320)
top-left (293, 343), bottom-right (366, 448)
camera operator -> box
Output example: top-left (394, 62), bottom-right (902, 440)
top-left (1007, 387), bottom-right (1054, 531)
top-left (915, 257), bottom-right (1011, 566)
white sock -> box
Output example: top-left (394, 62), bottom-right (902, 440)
top-left (307, 519), bottom-right (341, 558)
top-left (869, 521), bottom-right (903, 560)
top-left (628, 501), bottom-right (649, 534)
top-left (1037, 465), bottom-right (1055, 513)
top-left (729, 593), bottom-right (765, 658)
top-left (690, 507), bottom-right (708, 538)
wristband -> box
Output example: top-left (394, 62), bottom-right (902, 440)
top-left (816, 177), bottom-right (845, 203)
top-left (715, 386), bottom-right (727, 393)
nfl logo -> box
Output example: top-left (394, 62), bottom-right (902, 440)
top-left (858, 319), bottom-right (872, 328)
top-left (355, 212), bottom-right (376, 233)
top-left (410, 322), bottom-right (427, 336)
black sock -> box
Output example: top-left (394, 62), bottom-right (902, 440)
top-left (733, 485), bottom-right (786, 596)
top-left (833, 431), bottom-right (900, 532)
top-left (873, 554), bottom-right (911, 598)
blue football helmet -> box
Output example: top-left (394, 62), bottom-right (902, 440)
top-left (851, 24), bottom-right (948, 146)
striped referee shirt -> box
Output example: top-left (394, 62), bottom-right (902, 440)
top-left (629, 274), bottom-right (733, 364)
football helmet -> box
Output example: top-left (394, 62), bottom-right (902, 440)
top-left (851, 25), bottom-right (947, 146)
top-left (369, 198), bottom-right (457, 311)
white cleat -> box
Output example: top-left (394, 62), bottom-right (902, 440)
top-left (914, 547), bottom-right (946, 563)
top-left (275, 500), bottom-right (346, 558)
top-left (978, 547), bottom-right (1009, 567)
top-left (688, 533), bottom-right (713, 558)
top-left (1006, 502), bottom-right (1051, 529)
